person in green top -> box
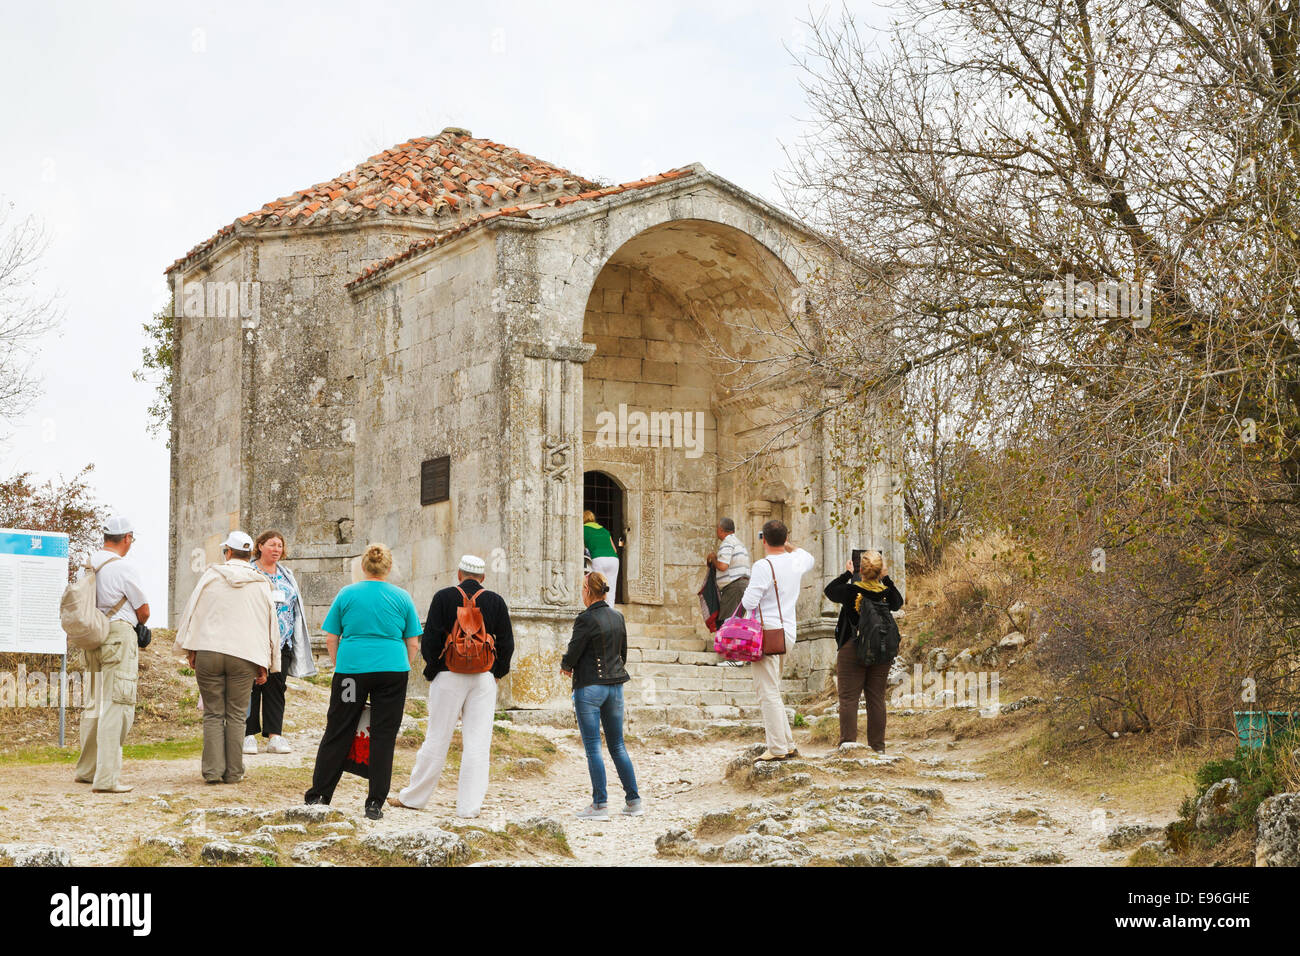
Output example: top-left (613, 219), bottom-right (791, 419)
top-left (583, 510), bottom-right (619, 600)
top-left (305, 543), bottom-right (422, 820)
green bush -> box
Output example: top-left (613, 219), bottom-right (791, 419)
top-left (1169, 728), bottom-right (1300, 850)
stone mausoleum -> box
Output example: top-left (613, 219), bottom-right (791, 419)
top-left (165, 127), bottom-right (903, 717)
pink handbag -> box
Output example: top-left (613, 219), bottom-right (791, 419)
top-left (714, 608), bottom-right (763, 662)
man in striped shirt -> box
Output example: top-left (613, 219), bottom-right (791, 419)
top-left (707, 517), bottom-right (751, 622)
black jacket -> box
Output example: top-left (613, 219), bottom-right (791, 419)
top-left (561, 600), bottom-right (630, 690)
top-left (824, 572), bottom-right (903, 649)
top-left (421, 580), bottom-right (515, 681)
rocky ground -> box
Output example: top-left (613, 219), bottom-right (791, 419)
top-left (0, 670), bottom-right (1180, 866)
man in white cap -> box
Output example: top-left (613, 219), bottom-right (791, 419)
top-left (173, 531), bottom-right (279, 784)
top-left (389, 554), bottom-right (514, 818)
top-left (75, 516), bottom-right (150, 793)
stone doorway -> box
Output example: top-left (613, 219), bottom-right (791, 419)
top-left (583, 470), bottom-right (628, 604)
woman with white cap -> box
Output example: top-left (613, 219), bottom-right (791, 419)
top-left (174, 531), bottom-right (279, 784)
top-left (389, 553), bottom-right (514, 819)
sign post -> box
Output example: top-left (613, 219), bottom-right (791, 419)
top-left (0, 528), bottom-right (72, 743)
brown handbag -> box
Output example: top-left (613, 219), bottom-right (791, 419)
top-left (757, 558), bottom-right (787, 656)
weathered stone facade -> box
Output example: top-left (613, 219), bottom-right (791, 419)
top-left (166, 129), bottom-right (903, 712)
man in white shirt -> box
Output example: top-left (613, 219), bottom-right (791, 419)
top-left (75, 515), bottom-right (150, 793)
top-left (740, 519), bottom-right (815, 761)
top-left (706, 517), bottom-right (751, 622)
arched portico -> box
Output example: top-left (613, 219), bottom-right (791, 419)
top-left (499, 175), bottom-right (854, 709)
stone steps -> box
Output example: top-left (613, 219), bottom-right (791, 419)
top-left (620, 622), bottom-right (809, 709)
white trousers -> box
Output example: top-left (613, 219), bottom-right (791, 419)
top-left (398, 670), bottom-right (497, 817)
top-left (591, 556), bottom-right (619, 591)
top-left (751, 650), bottom-right (795, 755)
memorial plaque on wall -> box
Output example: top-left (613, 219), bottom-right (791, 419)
top-left (420, 456), bottom-right (450, 505)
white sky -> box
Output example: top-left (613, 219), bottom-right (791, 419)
top-left (0, 0), bottom-right (889, 618)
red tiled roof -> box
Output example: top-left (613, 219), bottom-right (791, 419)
top-left (165, 128), bottom-right (603, 274)
top-left (345, 168), bottom-right (694, 290)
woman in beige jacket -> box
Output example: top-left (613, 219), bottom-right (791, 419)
top-left (174, 531), bottom-right (280, 784)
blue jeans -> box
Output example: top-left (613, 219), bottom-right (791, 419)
top-left (573, 682), bottom-right (639, 806)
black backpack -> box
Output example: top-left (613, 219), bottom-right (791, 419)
top-left (854, 589), bottom-right (901, 666)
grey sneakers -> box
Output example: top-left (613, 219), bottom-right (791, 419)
top-left (576, 800), bottom-right (645, 819)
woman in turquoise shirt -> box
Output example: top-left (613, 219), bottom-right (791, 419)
top-left (305, 543), bottom-right (422, 820)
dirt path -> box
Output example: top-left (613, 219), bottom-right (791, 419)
top-left (0, 674), bottom-right (1177, 865)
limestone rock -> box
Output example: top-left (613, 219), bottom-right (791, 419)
top-left (1100, 823), bottom-right (1162, 850)
top-left (256, 824), bottom-right (308, 837)
top-left (921, 770), bottom-right (986, 782)
top-left (696, 842), bottom-right (724, 861)
top-left (511, 757), bottom-right (546, 774)
top-left (1194, 778), bottom-right (1239, 830)
top-left (0, 843), bottom-right (72, 866)
top-left (201, 840), bottom-right (273, 864)
top-left (1022, 847), bottom-right (1065, 864)
top-left (997, 632), bottom-right (1026, 650)
top-left (283, 804), bottom-right (347, 824)
top-left (835, 843), bottom-right (893, 866)
top-left (182, 806), bottom-right (255, 825)
top-left (510, 816), bottom-right (566, 840)
top-left (655, 829), bottom-right (696, 857)
top-left (720, 833), bottom-right (809, 864)
top-left (291, 836), bottom-right (347, 864)
top-left (938, 830), bottom-right (980, 857)
top-left (697, 808), bottom-right (742, 834)
top-left (1254, 793), bottom-right (1300, 867)
top-left (1007, 601), bottom-right (1032, 633)
top-left (725, 744), bottom-right (770, 778)
top-left (901, 786), bottom-right (945, 803)
top-left (999, 695), bottom-right (1042, 715)
top-left (142, 835), bottom-right (186, 855)
top-left (362, 827), bottom-right (469, 866)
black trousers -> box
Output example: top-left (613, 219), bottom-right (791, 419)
top-left (247, 645), bottom-right (292, 737)
top-left (306, 670), bottom-right (408, 809)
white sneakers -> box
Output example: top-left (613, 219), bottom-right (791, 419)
top-left (575, 803), bottom-right (610, 821)
top-left (245, 735), bottom-right (292, 754)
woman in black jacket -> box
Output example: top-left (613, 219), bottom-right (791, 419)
top-left (561, 571), bottom-right (642, 821)
top-left (824, 550), bottom-right (903, 752)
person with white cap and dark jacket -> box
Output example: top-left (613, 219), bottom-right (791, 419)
top-left (174, 531), bottom-right (280, 784)
top-left (389, 553), bottom-right (514, 818)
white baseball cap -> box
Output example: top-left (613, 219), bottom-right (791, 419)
top-left (222, 531), bottom-right (254, 552)
top-left (458, 554), bottom-right (486, 575)
top-left (104, 515), bottom-right (134, 535)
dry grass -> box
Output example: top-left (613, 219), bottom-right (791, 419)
top-left (985, 710), bottom-right (1220, 816)
top-left (902, 532), bottom-right (1028, 654)
top-left (0, 630), bottom-right (197, 757)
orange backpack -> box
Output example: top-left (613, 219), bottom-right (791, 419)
top-left (440, 586), bottom-right (497, 674)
